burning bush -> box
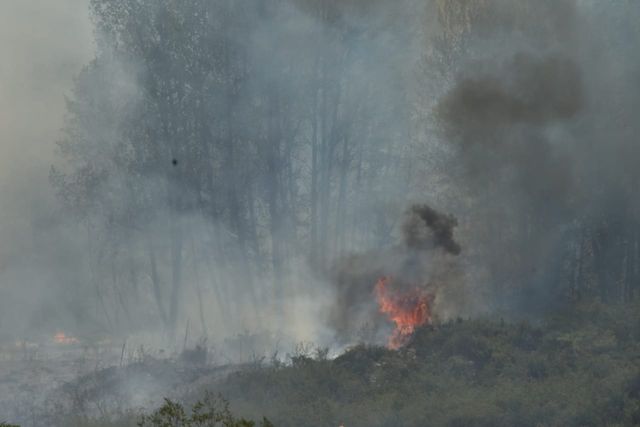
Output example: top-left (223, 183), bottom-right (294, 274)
top-left (374, 277), bottom-right (434, 349)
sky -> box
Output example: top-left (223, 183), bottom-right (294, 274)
top-left (0, 0), bottom-right (93, 268)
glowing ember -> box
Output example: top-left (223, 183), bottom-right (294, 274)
top-left (374, 276), bottom-right (432, 349)
top-left (53, 332), bottom-right (79, 345)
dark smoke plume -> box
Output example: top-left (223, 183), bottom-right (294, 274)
top-left (437, 53), bottom-right (583, 146)
top-left (434, 52), bottom-right (584, 221)
top-left (403, 204), bottom-right (461, 255)
top-left (329, 204), bottom-right (462, 343)
top-left (432, 13), bottom-right (589, 314)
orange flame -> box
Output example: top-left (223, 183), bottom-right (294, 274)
top-left (374, 277), bottom-right (432, 349)
top-left (53, 332), bottom-right (79, 345)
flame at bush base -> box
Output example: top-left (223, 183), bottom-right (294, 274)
top-left (53, 332), bottom-right (79, 345)
top-left (374, 277), bottom-right (433, 349)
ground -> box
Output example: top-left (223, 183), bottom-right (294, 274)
top-left (3, 300), bottom-right (640, 426)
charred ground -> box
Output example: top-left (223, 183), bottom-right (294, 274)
top-left (9, 299), bottom-right (640, 427)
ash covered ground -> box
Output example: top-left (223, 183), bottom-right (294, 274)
top-left (0, 338), bottom-right (258, 425)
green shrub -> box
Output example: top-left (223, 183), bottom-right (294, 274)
top-left (138, 392), bottom-right (273, 427)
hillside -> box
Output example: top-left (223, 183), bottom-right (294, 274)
top-left (19, 300), bottom-right (640, 427)
top-left (214, 301), bottom-right (640, 427)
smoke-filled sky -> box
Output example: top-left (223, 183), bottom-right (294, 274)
top-left (0, 0), bottom-right (93, 250)
top-left (0, 1), bottom-right (94, 338)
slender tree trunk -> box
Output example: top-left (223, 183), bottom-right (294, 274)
top-left (168, 215), bottom-right (183, 337)
top-left (127, 236), bottom-right (140, 304)
top-left (318, 61), bottom-right (330, 269)
top-left (190, 236), bottom-right (208, 339)
top-left (266, 91), bottom-right (284, 290)
top-left (111, 247), bottom-right (132, 326)
top-left (90, 226), bottom-right (113, 331)
top-left (335, 133), bottom-right (350, 257)
top-left (310, 71), bottom-right (320, 268)
top-left (147, 235), bottom-right (168, 329)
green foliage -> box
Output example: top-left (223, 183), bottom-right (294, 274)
top-left (137, 392), bottom-right (272, 427)
top-left (212, 300), bottom-right (640, 427)
top-left (39, 300), bottom-right (640, 427)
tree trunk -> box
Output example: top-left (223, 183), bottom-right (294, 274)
top-left (147, 235), bottom-right (169, 330)
top-left (168, 215), bottom-right (183, 337)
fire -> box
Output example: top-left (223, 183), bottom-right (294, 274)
top-left (53, 332), bottom-right (79, 345)
top-left (374, 277), bottom-right (432, 349)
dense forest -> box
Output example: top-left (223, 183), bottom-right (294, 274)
top-left (50, 0), bottom-right (426, 341)
top-left (45, 0), bottom-right (640, 345)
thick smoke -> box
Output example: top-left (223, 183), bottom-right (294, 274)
top-left (329, 203), bottom-right (463, 343)
top-left (0, 0), bottom-right (94, 342)
top-left (435, 51), bottom-right (584, 227)
top-left (3, 0), bottom-right (640, 362)
top-left (434, 53), bottom-right (585, 313)
top-left (403, 204), bottom-right (461, 255)
top-left (428, 0), bottom-right (640, 315)
top-left (12, 0), bottom-right (427, 354)
top-left (438, 54), bottom-right (582, 132)
top-left (5, 0), bottom-right (640, 424)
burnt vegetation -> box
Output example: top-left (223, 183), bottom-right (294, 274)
top-left (203, 302), bottom-right (640, 427)
top-left (37, 301), bottom-right (640, 427)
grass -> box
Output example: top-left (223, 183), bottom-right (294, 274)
top-left (12, 299), bottom-right (640, 427)
top-left (212, 300), bottom-right (640, 427)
